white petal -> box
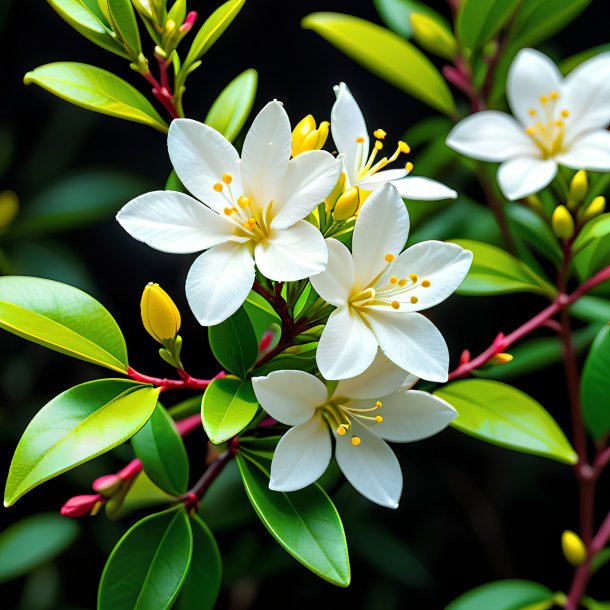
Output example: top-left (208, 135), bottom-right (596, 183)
top-left (446, 111), bottom-right (535, 162)
top-left (331, 82), bottom-right (369, 183)
top-left (117, 190), bottom-right (236, 253)
top-left (272, 151), bottom-right (342, 230)
top-left (369, 390), bottom-right (457, 442)
top-left (390, 241), bottom-right (473, 311)
top-left (254, 221), bottom-right (327, 282)
top-left (389, 176), bottom-right (457, 201)
top-left (365, 311), bottom-right (449, 382)
top-left (269, 414), bottom-right (332, 491)
top-left (400, 373), bottom-right (419, 391)
top-left (497, 157), bottom-right (557, 200)
top-left (556, 130), bottom-right (610, 171)
top-left (334, 418), bottom-right (402, 509)
top-left (241, 101), bottom-right (291, 207)
top-left (252, 370), bottom-right (327, 426)
top-left (309, 238), bottom-right (355, 307)
top-left (334, 350), bottom-right (408, 400)
top-left (168, 119), bottom-right (241, 214)
top-left (352, 183), bottom-right (409, 289)
top-left (185, 242), bottom-right (254, 326)
top-left (316, 306), bottom-right (378, 380)
top-left (357, 168), bottom-right (408, 190)
top-left (507, 48), bottom-right (563, 126)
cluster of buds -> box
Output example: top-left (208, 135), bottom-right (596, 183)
top-left (323, 172), bottom-right (366, 223)
top-left (291, 115), bottom-right (330, 157)
top-left (156, 9), bottom-right (197, 61)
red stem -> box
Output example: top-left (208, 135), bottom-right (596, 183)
top-left (127, 367), bottom-right (224, 390)
top-left (140, 69), bottom-right (178, 119)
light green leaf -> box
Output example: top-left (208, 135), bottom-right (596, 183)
top-left (236, 453), bottom-right (350, 587)
top-left (435, 379), bottom-right (578, 464)
top-left (581, 324), bottom-right (610, 439)
top-left (571, 296), bottom-right (610, 324)
top-left (5, 379), bottom-right (160, 505)
top-left (132, 404), bottom-right (189, 495)
top-left (99, 507), bottom-right (192, 610)
top-left (572, 214), bottom-right (610, 281)
top-left (446, 579), bottom-right (555, 610)
top-left (450, 239), bottom-right (555, 296)
top-left (0, 276), bottom-right (128, 371)
top-left (373, 0), bottom-right (438, 38)
top-left (107, 0), bottom-right (141, 55)
top-left (174, 516), bottom-right (222, 610)
top-left (24, 63), bottom-right (168, 132)
top-left (202, 376), bottom-right (258, 443)
top-left (302, 12), bottom-right (456, 116)
top-left (205, 69), bottom-right (258, 143)
top-left (457, 0), bottom-right (518, 51)
top-left (0, 513), bottom-right (79, 583)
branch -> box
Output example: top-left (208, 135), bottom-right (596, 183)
top-left (127, 367), bottom-right (224, 390)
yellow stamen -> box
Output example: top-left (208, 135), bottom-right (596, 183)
top-left (336, 425), bottom-right (347, 436)
top-left (528, 108), bottom-right (537, 117)
top-left (375, 416), bottom-right (383, 423)
top-left (405, 161), bottom-right (414, 172)
top-left (213, 183), bottom-right (223, 192)
top-left (222, 173), bottom-right (233, 184)
top-left (540, 95), bottom-right (548, 104)
top-left (374, 141), bottom-right (383, 150)
top-left (561, 110), bottom-right (570, 118)
top-left (375, 401), bottom-right (382, 408)
top-left (224, 207), bottom-right (235, 215)
top-left (410, 296), bottom-right (418, 304)
top-left (409, 273), bottom-right (418, 283)
top-left (526, 127), bottom-right (536, 136)
top-left (398, 279), bottom-right (407, 287)
top-left (389, 276), bottom-right (398, 284)
top-left (398, 141), bottom-right (410, 154)
top-left (356, 136), bottom-right (365, 143)
top-left (246, 218), bottom-right (257, 229)
top-left (422, 279), bottom-right (431, 288)
top-left (374, 129), bottom-right (387, 139)
top-left (550, 90), bottom-right (560, 100)
top-left (351, 437), bottom-right (361, 446)
top-left (391, 300), bottom-right (400, 309)
top-left (237, 196), bottom-right (250, 208)
top-left (385, 253), bottom-right (395, 263)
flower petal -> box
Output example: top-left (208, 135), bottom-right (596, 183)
top-left (357, 168), bottom-right (408, 190)
top-left (497, 157), bottom-right (557, 200)
top-left (241, 101), bottom-right (291, 207)
top-left (316, 306), bottom-right (378, 380)
top-left (269, 414), bottom-right (332, 491)
top-left (117, 190), bottom-right (236, 253)
top-left (334, 418), bottom-right (402, 509)
top-left (365, 310), bottom-right (449, 382)
top-left (556, 130), bottom-right (610, 171)
top-left (388, 176), bottom-right (457, 201)
top-left (272, 150), bottom-right (342, 230)
top-left (352, 182), bottom-right (409, 289)
top-left (335, 350), bottom-right (408, 400)
top-left (185, 242), bottom-right (255, 326)
top-left (331, 82), bottom-right (369, 183)
top-left (309, 238), bottom-right (355, 307)
top-left (507, 48), bottom-right (563, 127)
top-left (168, 119), bottom-right (241, 214)
top-left (252, 370), bottom-right (327, 426)
top-left (254, 221), bottom-right (327, 282)
top-left (389, 241), bottom-right (473, 311)
top-left (446, 111), bottom-right (535, 162)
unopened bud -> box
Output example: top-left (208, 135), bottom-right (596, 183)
top-left (141, 283), bottom-right (181, 343)
top-left (0, 190), bottom-right (19, 229)
top-left (526, 194), bottom-right (545, 215)
top-left (92, 474), bottom-right (122, 497)
top-left (581, 195), bottom-right (606, 222)
top-left (180, 11), bottom-right (197, 33)
top-left (291, 115), bottom-right (330, 157)
top-left (131, 0), bottom-right (153, 20)
top-left (561, 530), bottom-right (586, 566)
top-left (60, 494), bottom-right (104, 518)
top-left (489, 352), bottom-right (513, 365)
top-left (324, 172), bottom-right (347, 212)
top-left (410, 13), bottom-right (457, 61)
top-left (568, 170), bottom-right (588, 209)
top-left (551, 205), bottom-right (575, 240)
top-left (333, 186), bottom-right (361, 221)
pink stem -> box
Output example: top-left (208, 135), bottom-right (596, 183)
top-left (127, 367), bottom-right (224, 390)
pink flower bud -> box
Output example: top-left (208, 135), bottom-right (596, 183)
top-left (60, 494), bottom-right (104, 518)
top-left (92, 474), bottom-right (122, 496)
top-left (180, 11), bottom-right (197, 33)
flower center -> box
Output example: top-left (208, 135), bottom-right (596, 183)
top-left (524, 90), bottom-right (570, 159)
top-left (353, 129), bottom-right (413, 182)
top-left (319, 398), bottom-right (384, 446)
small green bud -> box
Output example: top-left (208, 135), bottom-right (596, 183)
top-left (410, 13), bottom-right (457, 61)
top-left (568, 170), bottom-right (588, 209)
top-left (551, 205), bottom-right (575, 240)
top-left (581, 195), bottom-right (606, 222)
top-left (561, 530), bottom-right (587, 566)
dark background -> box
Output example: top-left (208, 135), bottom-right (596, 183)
top-left (1, 0), bottom-right (610, 608)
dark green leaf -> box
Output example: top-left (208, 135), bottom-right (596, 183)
top-left (107, 0), bottom-right (141, 55)
top-left (446, 579), bottom-right (554, 610)
top-left (571, 296), bottom-right (610, 324)
top-left (457, 0), bottom-right (518, 51)
top-left (243, 291), bottom-right (281, 342)
top-left (572, 214), bottom-right (610, 281)
top-left (581, 324), bottom-right (610, 438)
top-left (254, 343), bottom-right (318, 375)
top-left (505, 205), bottom-right (562, 264)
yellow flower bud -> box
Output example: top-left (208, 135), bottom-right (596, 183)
top-left (568, 170), bottom-right (588, 209)
top-left (551, 205), bottom-right (575, 240)
top-left (333, 186), bottom-right (361, 221)
top-left (489, 353), bottom-right (513, 365)
top-left (324, 172), bottom-right (347, 212)
top-left (291, 115), bottom-right (330, 157)
top-left (581, 195), bottom-right (606, 222)
top-left (141, 283), bottom-right (181, 343)
top-left (561, 530), bottom-right (587, 567)
top-left (0, 191), bottom-right (19, 229)
top-left (410, 13), bottom-right (457, 61)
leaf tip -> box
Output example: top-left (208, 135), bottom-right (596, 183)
top-left (23, 72), bottom-right (35, 86)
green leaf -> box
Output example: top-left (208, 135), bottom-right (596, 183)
top-left (208, 306), bottom-right (258, 377)
top-left (581, 324), bottom-right (610, 439)
top-left (505, 205), bottom-right (562, 264)
top-left (202, 377), bottom-right (258, 443)
top-left (0, 513), bottom-right (79, 583)
top-left (0, 276), bottom-right (128, 372)
top-left (5, 379), bottom-right (160, 505)
top-left (236, 453), bottom-right (350, 587)
top-left (174, 516), bottom-right (221, 610)
top-left (132, 404), bottom-right (189, 495)
top-left (373, 0), bottom-right (438, 38)
top-left (446, 580), bottom-right (554, 610)
top-left (302, 12), bottom-right (456, 116)
top-left (571, 296), bottom-right (610, 324)
top-left (450, 239), bottom-right (555, 296)
top-left (561, 44), bottom-right (610, 75)
top-left (99, 507), bottom-right (192, 610)
top-left (435, 379), bottom-right (578, 465)
top-left (107, 0), bottom-right (141, 55)
top-left (47, 0), bottom-right (129, 57)
top-left (24, 63), bottom-right (168, 132)
top-left (592, 548), bottom-right (610, 574)
top-left (254, 343), bottom-right (318, 376)
top-left (205, 69), bottom-right (258, 143)
top-left (243, 291), bottom-right (281, 342)
top-left (457, 0), bottom-right (518, 51)
top-left (572, 214), bottom-right (610, 281)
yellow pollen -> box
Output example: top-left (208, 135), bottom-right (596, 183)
top-left (409, 273), bottom-right (418, 283)
top-left (391, 300), bottom-right (400, 310)
top-left (374, 141), bottom-right (383, 150)
top-left (389, 276), bottom-right (398, 284)
top-left (422, 279), bottom-right (431, 288)
top-left (540, 95), bottom-right (548, 104)
top-left (410, 296), bottom-right (419, 304)
top-left (398, 141), bottom-right (410, 154)
top-left (385, 253), bottom-right (395, 263)
top-left (237, 196), bottom-right (250, 208)
top-left (356, 136), bottom-right (365, 143)
top-left (351, 436), bottom-right (361, 446)
top-left (375, 401), bottom-right (382, 408)
top-left (398, 278), bottom-right (407, 287)
top-left (222, 173), bottom-right (233, 184)
top-left (551, 90), bottom-right (560, 100)
top-left (373, 129), bottom-right (387, 139)
top-left (246, 218), bottom-right (257, 229)
top-left (528, 108), bottom-right (537, 117)
top-left (224, 207), bottom-right (235, 215)
top-left (561, 110), bottom-right (570, 118)
top-left (405, 162), bottom-right (414, 172)
top-left (213, 183), bottom-right (223, 192)
top-left (375, 415), bottom-right (383, 423)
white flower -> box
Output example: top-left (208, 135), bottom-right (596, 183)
top-left (310, 182), bottom-right (472, 381)
top-left (252, 351), bottom-right (457, 508)
top-left (331, 82), bottom-right (457, 200)
top-left (447, 49), bottom-right (610, 201)
top-left (117, 101), bottom-right (342, 326)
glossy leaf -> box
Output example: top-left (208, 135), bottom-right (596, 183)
top-left (107, 0), bottom-right (141, 55)
top-left (202, 376), bottom-right (258, 443)
top-left (174, 516), bottom-right (222, 610)
top-left (446, 579), bottom-right (554, 610)
top-left (24, 63), bottom-right (168, 132)
top-left (243, 291), bottom-right (281, 342)
top-left (205, 69), bottom-right (258, 142)
top-left (0, 276), bottom-right (128, 372)
top-left (5, 380), bottom-right (160, 505)
top-left (572, 214), bottom-right (610, 281)
top-left (581, 325), bottom-right (610, 439)
top-left (571, 296), bottom-right (610, 324)
top-left (302, 12), bottom-right (456, 115)
top-left (255, 343), bottom-right (318, 375)
top-left (208, 307), bottom-right (258, 377)
top-left (0, 514), bottom-right (79, 583)
top-left (505, 205), bottom-right (562, 265)
top-left (132, 404), bottom-right (189, 495)
top-left (236, 453), bottom-right (350, 587)
top-left (451, 239), bottom-right (555, 296)
top-left (435, 379), bottom-right (578, 465)
top-left (457, 0), bottom-right (518, 51)
top-left (98, 507), bottom-right (192, 610)
top-left (373, 0), bottom-right (438, 38)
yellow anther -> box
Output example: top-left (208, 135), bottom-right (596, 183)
top-left (356, 136), bottom-right (365, 143)
top-left (398, 279), bottom-right (407, 287)
top-left (375, 401), bottom-right (382, 408)
top-left (374, 141), bottom-right (383, 150)
top-left (561, 109), bottom-right (570, 118)
top-left (528, 108), bottom-right (537, 117)
top-left (410, 296), bottom-right (419, 304)
top-left (224, 207), bottom-right (234, 215)
top-left (237, 196), bottom-right (250, 208)
top-left (526, 127), bottom-right (536, 136)
top-left (555, 120), bottom-right (564, 127)
top-left (222, 173), bottom-right (233, 184)
top-left (385, 253), bottom-right (395, 263)
top-left (409, 273), bottom-right (418, 283)
top-left (551, 90), bottom-right (560, 100)
top-left (374, 129), bottom-right (387, 139)
top-left (391, 300), bottom-right (400, 310)
top-left (246, 217), bottom-right (257, 229)
top-left (405, 161), bottom-right (414, 172)
top-left (422, 279), bottom-right (431, 288)
top-left (398, 141), bottom-right (410, 154)
top-left (540, 95), bottom-right (549, 104)
top-left (213, 183), bottom-right (223, 192)
top-left (351, 437), bottom-right (361, 446)
top-left (375, 416), bottom-right (384, 423)
top-left (336, 425), bottom-right (347, 436)
top-left (389, 276), bottom-right (398, 284)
